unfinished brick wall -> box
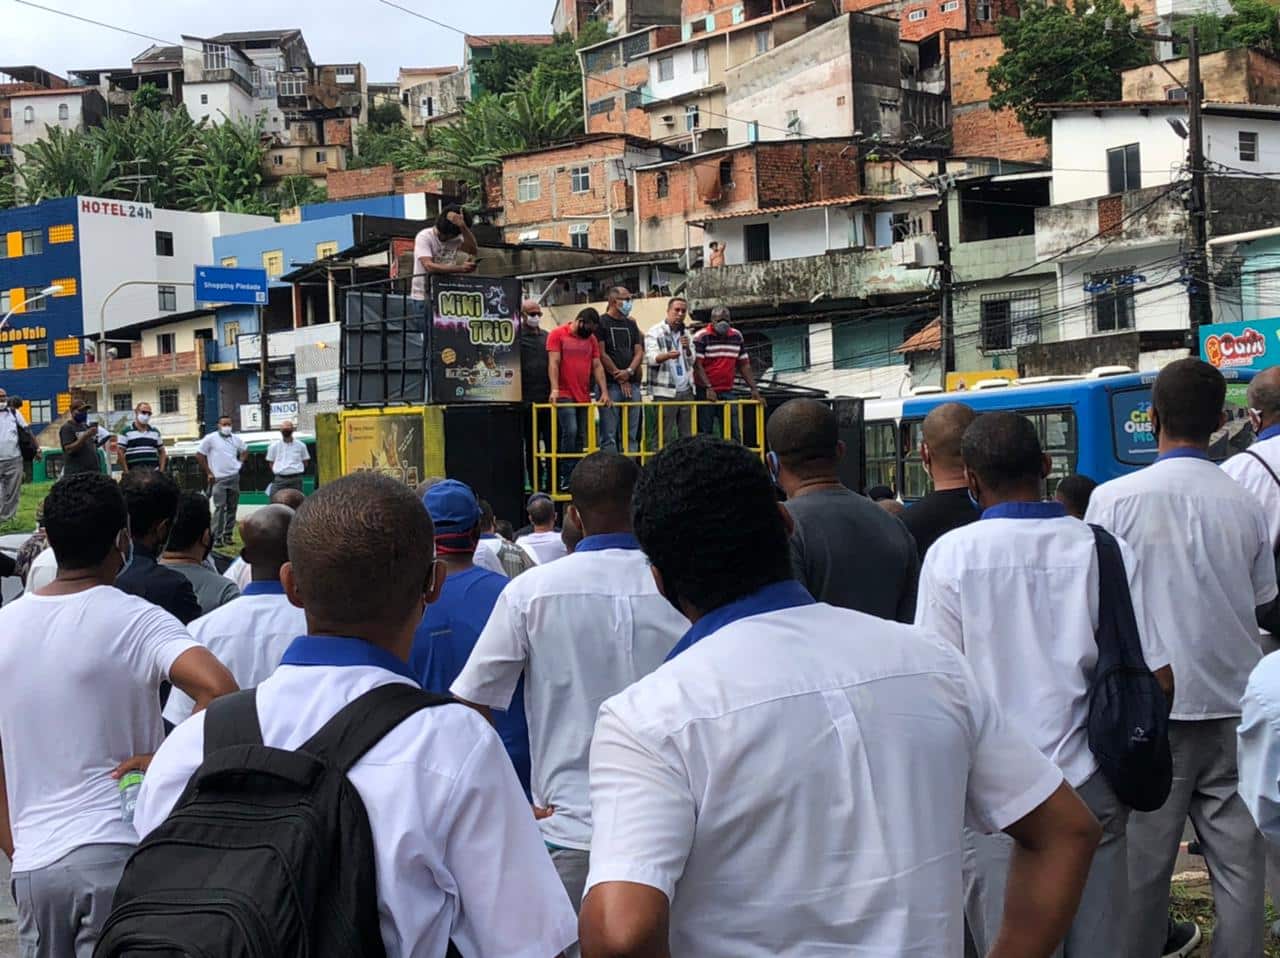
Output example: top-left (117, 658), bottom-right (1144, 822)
top-left (326, 165), bottom-right (396, 200)
top-left (755, 141), bottom-right (860, 206)
top-left (585, 61), bottom-right (652, 135)
top-left (500, 137), bottom-right (633, 233)
top-left (900, 0), bottom-right (967, 42)
top-left (323, 118), bottom-right (353, 148)
top-left (948, 35), bottom-right (1047, 163)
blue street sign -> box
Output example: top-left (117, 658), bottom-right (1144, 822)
top-left (194, 265), bottom-right (270, 306)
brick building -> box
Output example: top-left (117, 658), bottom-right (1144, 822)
top-left (1122, 48), bottom-right (1280, 105)
top-left (580, 26), bottom-right (683, 136)
top-left (948, 35), bottom-right (1047, 163)
top-left (495, 134), bottom-right (680, 251)
top-left (325, 165), bottom-right (458, 203)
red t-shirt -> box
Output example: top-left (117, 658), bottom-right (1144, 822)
top-left (694, 326), bottom-right (747, 393)
top-left (547, 324), bottom-right (601, 403)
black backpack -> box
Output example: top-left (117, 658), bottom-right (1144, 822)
top-left (1086, 525), bottom-right (1172, 813)
top-left (8, 409), bottom-right (37, 463)
top-left (96, 684), bottom-right (463, 958)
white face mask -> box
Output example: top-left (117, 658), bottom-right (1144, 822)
top-left (137, 413), bottom-right (151, 424)
top-left (219, 425), bottom-right (233, 437)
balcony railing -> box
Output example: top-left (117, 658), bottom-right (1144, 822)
top-left (66, 349), bottom-right (203, 389)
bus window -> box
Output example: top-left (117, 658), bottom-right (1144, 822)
top-left (1025, 408), bottom-right (1077, 495)
top-left (1110, 388), bottom-right (1158, 467)
top-left (864, 422), bottom-right (899, 494)
top-left (901, 420), bottom-right (929, 501)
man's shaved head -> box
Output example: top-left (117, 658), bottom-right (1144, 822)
top-left (288, 473), bottom-right (435, 633)
top-left (570, 452), bottom-right (640, 535)
top-left (922, 402), bottom-right (977, 469)
top-left (240, 504), bottom-right (295, 581)
top-left (270, 487), bottom-right (306, 510)
top-left (1249, 367), bottom-right (1280, 422)
top-left (766, 399), bottom-right (839, 475)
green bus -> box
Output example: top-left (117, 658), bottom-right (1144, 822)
top-left (167, 431), bottom-right (318, 513)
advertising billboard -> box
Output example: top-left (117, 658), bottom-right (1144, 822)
top-left (340, 410), bottom-right (427, 488)
top-left (430, 275), bottom-right (523, 404)
top-left (1199, 318), bottom-right (1280, 373)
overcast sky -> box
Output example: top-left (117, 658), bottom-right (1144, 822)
top-left (5, 0), bottom-right (554, 81)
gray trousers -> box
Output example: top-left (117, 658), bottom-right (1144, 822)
top-left (965, 770), bottom-right (1128, 957)
top-left (210, 475), bottom-right (240, 543)
top-left (268, 474), bottom-right (304, 495)
top-left (1128, 718), bottom-right (1263, 958)
top-left (11, 843), bottom-right (133, 958)
top-left (0, 456), bottom-right (22, 525)
top-left (549, 846), bottom-right (588, 958)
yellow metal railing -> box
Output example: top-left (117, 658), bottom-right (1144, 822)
top-left (530, 399), bottom-right (766, 500)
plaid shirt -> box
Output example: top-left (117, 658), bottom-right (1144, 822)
top-left (645, 321), bottom-right (696, 399)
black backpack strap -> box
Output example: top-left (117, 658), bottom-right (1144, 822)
top-left (202, 690), bottom-right (264, 759)
top-left (1245, 449), bottom-right (1280, 490)
top-left (1089, 524), bottom-right (1150, 671)
top-left (301, 683), bottom-right (457, 772)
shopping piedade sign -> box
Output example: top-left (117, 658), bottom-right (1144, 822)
top-left (1200, 318), bottom-right (1280, 372)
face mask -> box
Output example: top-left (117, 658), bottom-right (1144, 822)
top-left (577, 324), bottom-right (595, 339)
top-left (524, 314), bottom-right (542, 327)
top-left (219, 425), bottom-right (233, 437)
top-left (714, 321), bottom-right (730, 336)
top-left (118, 535), bottom-right (134, 576)
top-left (968, 489), bottom-right (981, 511)
top-left (137, 413), bottom-right (151, 425)
top-left (618, 300), bottom-right (634, 318)
top-left (281, 430), bottom-right (293, 440)
top-left (73, 411), bottom-right (88, 425)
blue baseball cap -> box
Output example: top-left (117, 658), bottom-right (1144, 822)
top-left (423, 480), bottom-right (482, 544)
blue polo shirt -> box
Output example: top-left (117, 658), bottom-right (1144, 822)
top-left (411, 566), bottom-right (531, 795)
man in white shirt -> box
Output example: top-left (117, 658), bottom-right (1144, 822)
top-left (452, 453), bottom-right (688, 932)
top-left (475, 498), bottom-right (535, 578)
top-left (134, 472), bottom-right (577, 958)
top-left (917, 411), bottom-right (1174, 957)
top-left (1086, 358), bottom-right (1279, 958)
top-left (197, 415), bottom-right (248, 548)
top-left (1223, 365), bottom-right (1280, 612)
top-left (222, 487), bottom-right (305, 589)
top-left (411, 207), bottom-right (478, 303)
top-left (579, 435), bottom-right (1102, 958)
top-left (265, 420), bottom-right (309, 495)
top-left (164, 503), bottom-right (306, 727)
top-left (644, 297), bottom-right (696, 442)
top-left (0, 473), bottom-right (236, 958)
top-left (0, 388), bottom-right (28, 524)
top-left (518, 492), bottom-right (568, 565)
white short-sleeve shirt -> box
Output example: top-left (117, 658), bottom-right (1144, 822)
top-left (916, 502), bottom-right (1168, 787)
top-left (0, 586), bottom-right (197, 872)
top-left (136, 656), bottom-right (578, 958)
top-left (1224, 430), bottom-right (1280, 548)
top-left (450, 536), bottom-right (688, 851)
top-left (1239, 650), bottom-right (1280, 841)
top-left (411, 227), bottom-right (463, 301)
top-left (586, 586), bottom-right (1063, 958)
top-left (517, 530), bottom-right (567, 566)
top-left (266, 438), bottom-right (310, 477)
top-left (1086, 453), bottom-right (1278, 719)
top-left (163, 582), bottom-right (308, 726)
top-left (198, 431), bottom-right (247, 480)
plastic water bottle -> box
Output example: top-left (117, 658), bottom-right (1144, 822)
top-left (119, 772), bottom-right (144, 825)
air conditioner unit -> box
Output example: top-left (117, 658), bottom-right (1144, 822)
top-left (891, 235), bottom-right (941, 268)
top-left (661, 114), bottom-right (675, 125)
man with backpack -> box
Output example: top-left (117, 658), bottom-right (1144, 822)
top-left (1087, 358), bottom-right (1279, 958)
top-left (0, 387), bottom-right (31, 525)
top-left (916, 412), bottom-right (1173, 957)
top-left (127, 472), bottom-right (577, 958)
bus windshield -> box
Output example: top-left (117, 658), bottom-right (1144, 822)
top-left (1110, 387), bottom-right (1158, 466)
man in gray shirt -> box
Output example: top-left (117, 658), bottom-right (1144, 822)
top-left (160, 491), bottom-right (240, 615)
top-left (767, 399), bottom-right (918, 622)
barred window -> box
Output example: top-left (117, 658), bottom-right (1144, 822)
top-left (980, 290), bottom-right (1040, 352)
top-left (588, 97), bottom-right (616, 117)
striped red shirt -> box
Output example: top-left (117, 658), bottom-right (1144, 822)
top-left (694, 326), bottom-right (747, 393)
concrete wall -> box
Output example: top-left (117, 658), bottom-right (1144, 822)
top-left (702, 207), bottom-right (860, 263)
top-left (648, 42), bottom-right (711, 102)
top-left (8, 91), bottom-right (100, 154)
top-left (1055, 243), bottom-right (1186, 341)
top-left (182, 81), bottom-right (255, 125)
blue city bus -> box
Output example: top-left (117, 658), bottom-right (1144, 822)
top-left (863, 368), bottom-right (1257, 502)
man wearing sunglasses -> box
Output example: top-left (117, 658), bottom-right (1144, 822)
top-left (520, 300), bottom-right (552, 493)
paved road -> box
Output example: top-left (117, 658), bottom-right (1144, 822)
top-left (0, 855), bottom-right (14, 958)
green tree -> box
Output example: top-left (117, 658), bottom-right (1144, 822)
top-left (368, 99), bottom-right (406, 131)
top-left (95, 108), bottom-right (199, 208)
top-left (988, 0), bottom-right (1152, 138)
top-left (0, 164), bottom-right (17, 210)
top-left (16, 125), bottom-right (124, 201)
top-left (275, 174), bottom-right (327, 209)
top-left (474, 43), bottom-right (543, 95)
top-left (184, 117), bottom-right (275, 214)
top-left (1225, 0), bottom-right (1280, 49)
top-left (132, 83), bottom-right (168, 113)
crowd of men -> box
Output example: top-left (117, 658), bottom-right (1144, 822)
top-left (8, 356), bottom-right (1280, 957)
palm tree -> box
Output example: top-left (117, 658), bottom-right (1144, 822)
top-left (17, 125), bottom-right (124, 201)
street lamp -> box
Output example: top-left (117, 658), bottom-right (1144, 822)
top-left (0, 284), bottom-right (64, 333)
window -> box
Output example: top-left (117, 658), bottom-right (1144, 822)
top-left (112, 392), bottom-right (133, 412)
top-left (315, 241), bottom-right (339, 259)
top-left (755, 27), bottom-right (770, 53)
top-left (908, 9), bottom-right (928, 20)
top-left (976, 0), bottom-right (993, 18)
top-left (154, 230), bottom-right (174, 257)
top-left (157, 333), bottom-right (177, 355)
top-left (22, 287), bottom-right (46, 311)
top-left (1165, 86), bottom-right (1187, 100)
top-left (656, 171), bottom-right (669, 198)
top-left (221, 256), bottom-right (238, 268)
top-left (22, 106), bottom-right (33, 124)
top-left (263, 250), bottom-right (285, 277)
top-left (278, 73), bottom-right (306, 97)
top-left (24, 344), bottom-right (49, 368)
top-left (588, 97), bottom-right (616, 116)
top-left (223, 321), bottom-right (241, 347)
top-left (570, 166), bottom-right (591, 193)
top-left (625, 88), bottom-right (645, 110)
top-left (1106, 143), bottom-right (1141, 194)
top-left (158, 285), bottom-right (177, 311)
top-left (336, 68), bottom-right (357, 84)
top-left (744, 223), bottom-right (771, 263)
top-left (517, 173), bottom-right (541, 202)
top-left (159, 388), bottom-right (179, 414)
top-left (1089, 268), bottom-right (1137, 332)
top-left (622, 32), bottom-right (651, 60)
top-left (22, 229), bottom-right (42, 255)
top-left (204, 43), bottom-right (229, 72)
top-left (693, 45), bottom-right (709, 73)
top-left (686, 104), bottom-right (700, 131)
top-left (1240, 131), bottom-right (1259, 163)
top-left (865, 421), bottom-right (900, 494)
top-left (27, 399), bottom-right (51, 424)
top-left (747, 120), bottom-right (760, 142)
top-left (272, 154), bottom-right (284, 166)
top-left (200, 93), bottom-right (209, 105)
top-left (305, 377), bottom-right (319, 403)
top-left (657, 56), bottom-right (674, 82)
top-left (315, 150), bottom-right (327, 164)
top-left (1, 108), bottom-right (7, 118)
top-left (980, 290), bottom-right (1041, 352)
top-left (1028, 409), bottom-right (1078, 495)
top-left (57, 103), bottom-right (68, 121)
top-left (569, 224), bottom-right (590, 249)
top-left (941, 0), bottom-right (960, 10)
top-left (614, 228), bottom-right (630, 251)
top-left (719, 158), bottom-right (733, 186)
top-left (0, 291), bottom-right (7, 312)
top-left (421, 95), bottom-right (434, 118)
top-left (0, 347), bottom-right (13, 370)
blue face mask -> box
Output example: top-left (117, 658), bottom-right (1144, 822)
top-left (73, 411), bottom-right (88, 425)
top-left (618, 300), bottom-right (633, 318)
top-left (968, 489), bottom-right (981, 511)
top-left (118, 535), bottom-right (134, 576)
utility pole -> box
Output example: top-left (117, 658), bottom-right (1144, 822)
top-left (935, 158), bottom-right (955, 376)
top-left (1185, 24), bottom-right (1214, 333)
top-left (257, 305), bottom-right (270, 432)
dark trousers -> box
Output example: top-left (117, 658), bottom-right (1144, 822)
top-left (523, 403), bottom-right (553, 493)
top-left (556, 406), bottom-right (588, 492)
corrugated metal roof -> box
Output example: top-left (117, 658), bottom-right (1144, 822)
top-left (465, 34), bottom-right (555, 48)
